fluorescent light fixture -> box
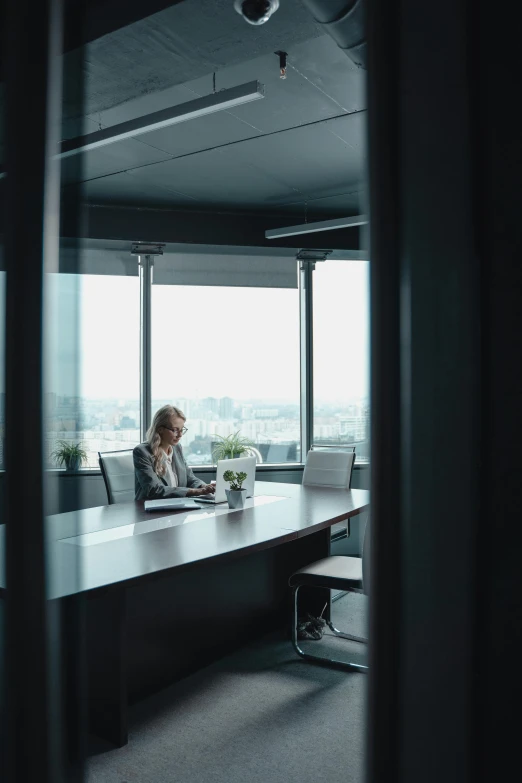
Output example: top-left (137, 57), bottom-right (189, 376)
top-left (265, 214), bottom-right (368, 240)
top-left (58, 80), bottom-right (265, 160)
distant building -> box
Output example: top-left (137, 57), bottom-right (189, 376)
top-left (219, 396), bottom-right (234, 419)
top-left (339, 415), bottom-right (368, 442)
top-left (202, 397), bottom-right (219, 415)
top-left (241, 404), bottom-right (253, 420)
top-left (252, 409), bottom-right (279, 419)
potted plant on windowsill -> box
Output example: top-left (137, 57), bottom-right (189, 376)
top-left (50, 440), bottom-right (88, 472)
top-left (223, 470), bottom-right (248, 509)
top-left (212, 432), bottom-right (253, 463)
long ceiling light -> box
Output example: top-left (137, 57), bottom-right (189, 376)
top-left (58, 80), bottom-right (265, 160)
top-left (265, 214), bottom-right (368, 239)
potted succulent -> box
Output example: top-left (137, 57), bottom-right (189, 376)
top-left (223, 470), bottom-right (248, 509)
top-left (50, 440), bottom-right (88, 472)
top-left (212, 431), bottom-right (253, 462)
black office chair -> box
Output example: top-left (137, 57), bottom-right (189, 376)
top-left (289, 515), bottom-right (370, 672)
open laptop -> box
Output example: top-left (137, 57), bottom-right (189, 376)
top-left (195, 455), bottom-right (256, 504)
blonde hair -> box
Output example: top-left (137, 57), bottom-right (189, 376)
top-left (146, 404), bottom-right (186, 476)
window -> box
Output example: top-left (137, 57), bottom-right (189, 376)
top-left (40, 253), bottom-right (370, 471)
top-left (45, 274), bottom-right (140, 469)
top-left (313, 260), bottom-right (370, 462)
top-left (151, 284), bottom-right (300, 465)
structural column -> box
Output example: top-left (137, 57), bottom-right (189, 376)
top-left (135, 243), bottom-right (164, 440)
top-left (3, 0), bottom-right (66, 780)
top-left (299, 257), bottom-right (314, 459)
top-left (366, 0), bottom-right (483, 782)
top-left (298, 249), bottom-right (330, 460)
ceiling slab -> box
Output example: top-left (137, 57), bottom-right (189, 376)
top-left (55, 6), bottom-right (367, 222)
top-left (78, 34), bottom-right (365, 162)
top-left (184, 36), bottom-right (365, 134)
top-left (118, 147), bottom-right (302, 207)
top-left (114, 106), bottom-right (263, 158)
top-left (78, 110), bottom-right (365, 215)
top-left (222, 117), bottom-right (365, 199)
top-left (61, 137), bottom-right (172, 184)
top-left (70, 0), bottom-right (325, 118)
top-left (276, 190), bottom-right (365, 218)
top-left (62, 204), bottom-right (362, 250)
top-left (82, 170), bottom-right (198, 208)
top-left (62, 0), bottom-right (187, 53)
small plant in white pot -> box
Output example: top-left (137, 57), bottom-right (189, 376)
top-left (50, 440), bottom-right (88, 472)
top-left (223, 470), bottom-right (248, 509)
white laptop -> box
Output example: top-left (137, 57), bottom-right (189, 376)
top-left (196, 455), bottom-right (257, 504)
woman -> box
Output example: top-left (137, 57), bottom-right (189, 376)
top-left (133, 405), bottom-right (215, 500)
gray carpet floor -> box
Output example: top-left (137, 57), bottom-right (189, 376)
top-left (87, 592), bottom-right (368, 783)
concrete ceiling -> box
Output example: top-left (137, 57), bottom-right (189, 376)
top-left (5, 0), bottom-right (368, 223)
top-left (63, 0), bottom-right (326, 119)
top-left (64, 8), bottom-right (367, 220)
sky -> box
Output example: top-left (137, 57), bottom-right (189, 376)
top-left (2, 261), bottom-right (369, 404)
top-left (313, 260), bottom-right (369, 403)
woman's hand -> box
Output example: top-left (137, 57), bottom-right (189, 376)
top-left (187, 484), bottom-right (215, 497)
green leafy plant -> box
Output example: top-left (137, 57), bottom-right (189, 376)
top-left (50, 440), bottom-right (88, 470)
top-left (212, 432), bottom-right (253, 462)
top-left (223, 470), bottom-right (248, 491)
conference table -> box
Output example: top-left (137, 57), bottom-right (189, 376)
top-left (0, 481), bottom-right (370, 746)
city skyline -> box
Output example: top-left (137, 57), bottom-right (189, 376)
top-left (42, 391), bottom-right (370, 468)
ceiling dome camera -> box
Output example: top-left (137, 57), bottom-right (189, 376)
top-left (234, 0), bottom-right (280, 26)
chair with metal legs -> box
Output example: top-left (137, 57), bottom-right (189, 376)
top-left (289, 516), bottom-right (370, 672)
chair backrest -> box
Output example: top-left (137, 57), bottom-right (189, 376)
top-left (245, 446), bottom-right (263, 463)
top-left (302, 449), bottom-right (355, 489)
top-left (362, 515), bottom-right (371, 596)
top-left (98, 449), bottom-right (135, 505)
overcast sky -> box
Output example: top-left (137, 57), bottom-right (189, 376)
top-left (1, 261), bottom-right (369, 405)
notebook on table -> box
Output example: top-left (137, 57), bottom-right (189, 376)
top-left (144, 498), bottom-right (202, 512)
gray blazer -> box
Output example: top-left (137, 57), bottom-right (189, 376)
top-left (133, 442), bottom-right (205, 500)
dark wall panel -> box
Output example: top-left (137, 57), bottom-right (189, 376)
top-left (0, 465), bottom-right (369, 518)
top-left (59, 205), bottom-right (362, 252)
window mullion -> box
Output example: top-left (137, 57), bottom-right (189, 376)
top-left (299, 259), bottom-right (314, 460)
top-left (139, 254), bottom-right (153, 441)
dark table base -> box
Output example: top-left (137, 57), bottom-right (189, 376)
top-left (82, 528), bottom-right (330, 746)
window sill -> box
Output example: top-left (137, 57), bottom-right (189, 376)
top-left (29, 461), bottom-right (369, 477)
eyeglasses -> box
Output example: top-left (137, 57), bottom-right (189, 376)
top-left (162, 426), bottom-right (188, 436)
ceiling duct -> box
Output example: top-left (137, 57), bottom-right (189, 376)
top-left (299, 0), bottom-right (366, 69)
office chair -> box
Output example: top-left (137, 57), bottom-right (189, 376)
top-left (288, 516), bottom-right (370, 672)
top-left (302, 449), bottom-right (355, 489)
top-left (303, 448), bottom-right (356, 540)
top-left (245, 446), bottom-right (263, 463)
top-left (98, 449), bottom-right (135, 504)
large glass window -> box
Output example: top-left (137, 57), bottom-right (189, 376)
top-left (41, 260), bottom-right (369, 470)
top-left (45, 274), bottom-right (140, 469)
top-left (313, 260), bottom-right (370, 462)
top-left (151, 285), bottom-right (300, 464)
